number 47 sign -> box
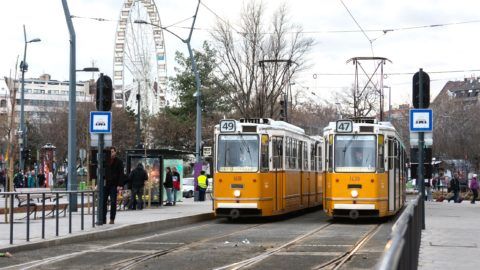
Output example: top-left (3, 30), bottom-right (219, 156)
top-left (336, 120), bottom-right (353, 133)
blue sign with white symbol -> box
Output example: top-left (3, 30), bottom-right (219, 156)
top-left (90, 111), bottom-right (112, 133)
top-left (410, 109), bottom-right (433, 132)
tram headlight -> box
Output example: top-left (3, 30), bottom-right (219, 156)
top-left (233, 190), bottom-right (241, 197)
top-left (351, 190), bottom-right (359, 198)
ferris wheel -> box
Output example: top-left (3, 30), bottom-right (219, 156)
top-left (113, 0), bottom-right (167, 115)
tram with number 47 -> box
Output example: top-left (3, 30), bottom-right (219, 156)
top-left (213, 118), bottom-right (325, 219)
top-left (323, 118), bottom-right (407, 219)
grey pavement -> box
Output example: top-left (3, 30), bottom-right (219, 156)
top-left (419, 200), bottom-right (480, 270)
top-left (0, 196), bottom-right (214, 252)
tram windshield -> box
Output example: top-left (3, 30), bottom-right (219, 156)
top-left (217, 134), bottom-right (259, 172)
top-left (334, 135), bottom-right (376, 172)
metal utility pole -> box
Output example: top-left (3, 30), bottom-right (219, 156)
top-left (62, 0), bottom-right (78, 212)
top-left (134, 0), bottom-right (203, 189)
top-left (418, 69), bottom-right (426, 230)
top-left (19, 25), bottom-right (41, 172)
top-left (96, 74), bottom-right (105, 226)
top-left (346, 57), bottom-right (391, 119)
top-left (136, 82), bottom-right (141, 148)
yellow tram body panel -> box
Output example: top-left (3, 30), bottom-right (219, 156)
top-left (214, 170), bottom-right (324, 217)
top-left (325, 172), bottom-right (392, 217)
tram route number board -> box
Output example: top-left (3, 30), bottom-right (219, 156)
top-left (220, 120), bottom-right (236, 133)
top-left (336, 120), bottom-right (353, 133)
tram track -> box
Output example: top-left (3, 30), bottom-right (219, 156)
top-left (1, 222), bottom-right (262, 270)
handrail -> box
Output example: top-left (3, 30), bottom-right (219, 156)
top-left (1, 189), bottom-right (97, 245)
top-left (376, 194), bottom-right (422, 270)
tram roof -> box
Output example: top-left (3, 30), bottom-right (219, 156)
top-left (324, 120), bottom-right (397, 133)
top-left (216, 118), bottom-right (306, 135)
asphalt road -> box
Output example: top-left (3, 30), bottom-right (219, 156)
top-left (0, 208), bottom-right (395, 270)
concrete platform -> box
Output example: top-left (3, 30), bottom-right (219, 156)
top-left (0, 197), bottom-right (214, 252)
top-left (419, 200), bottom-right (480, 270)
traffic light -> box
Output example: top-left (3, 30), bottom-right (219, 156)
top-left (96, 75), bottom-right (113, 111)
top-left (279, 100), bottom-right (285, 121)
top-left (412, 70), bottom-right (430, 108)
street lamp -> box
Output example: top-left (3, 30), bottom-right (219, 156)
top-left (19, 25), bottom-right (41, 172)
top-left (134, 1), bottom-right (203, 174)
top-left (383, 85), bottom-right (392, 121)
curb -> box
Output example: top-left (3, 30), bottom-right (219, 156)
top-left (0, 212), bottom-right (215, 253)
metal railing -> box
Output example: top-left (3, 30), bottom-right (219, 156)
top-left (376, 194), bottom-right (422, 270)
top-left (1, 190), bottom-right (97, 245)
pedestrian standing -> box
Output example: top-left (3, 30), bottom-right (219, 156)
top-left (425, 178), bottom-right (432, 201)
top-left (197, 170), bottom-right (208, 201)
top-left (128, 162), bottom-right (148, 210)
top-left (163, 167), bottom-right (173, 206)
top-left (0, 171), bottom-right (6, 192)
top-left (449, 173), bottom-right (461, 203)
top-left (28, 171), bottom-right (35, 188)
top-left (172, 167), bottom-right (181, 205)
top-left (103, 146), bottom-right (124, 224)
top-left (37, 172), bottom-right (45, 188)
top-left (470, 175), bottom-right (479, 204)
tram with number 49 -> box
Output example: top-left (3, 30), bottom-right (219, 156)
top-left (213, 118), bottom-right (325, 219)
top-left (323, 118), bottom-right (407, 219)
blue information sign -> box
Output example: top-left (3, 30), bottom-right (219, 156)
top-left (409, 109), bottom-right (433, 132)
top-left (90, 111), bottom-right (112, 133)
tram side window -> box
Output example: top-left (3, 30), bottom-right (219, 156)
top-left (328, 135), bottom-right (333, 172)
top-left (316, 144), bottom-right (322, 172)
top-left (303, 142), bottom-right (308, 171)
top-left (388, 138), bottom-right (394, 170)
top-left (286, 137), bottom-right (293, 169)
top-left (261, 134), bottom-right (269, 172)
top-left (310, 143), bottom-right (315, 171)
top-left (272, 137), bottom-right (284, 169)
top-left (378, 135), bottom-right (385, 172)
top-left (292, 139), bottom-right (298, 169)
top-left (298, 141), bottom-right (303, 170)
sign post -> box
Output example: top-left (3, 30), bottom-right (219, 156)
top-left (411, 68), bottom-right (431, 230)
top-left (90, 73), bottom-right (113, 225)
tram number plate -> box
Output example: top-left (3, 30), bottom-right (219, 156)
top-left (220, 120), bottom-right (236, 133)
top-left (231, 184), bottom-right (244, 189)
top-left (336, 120), bottom-right (353, 133)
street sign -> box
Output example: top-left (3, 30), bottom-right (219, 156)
top-left (220, 120), bottom-right (236, 133)
top-left (410, 132), bottom-right (433, 146)
top-left (89, 111), bottom-right (112, 133)
top-left (90, 133), bottom-right (112, 147)
top-left (203, 146), bottom-right (212, 157)
top-left (409, 109), bottom-right (433, 132)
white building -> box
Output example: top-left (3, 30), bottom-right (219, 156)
top-left (1, 74), bottom-right (94, 125)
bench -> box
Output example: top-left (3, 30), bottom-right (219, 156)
top-left (14, 188), bottom-right (68, 219)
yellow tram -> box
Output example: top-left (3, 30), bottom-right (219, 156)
top-left (323, 118), bottom-right (407, 219)
top-left (213, 118), bottom-right (324, 218)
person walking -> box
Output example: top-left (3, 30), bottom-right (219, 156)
top-left (103, 146), bottom-right (124, 224)
top-left (37, 172), bottom-right (46, 188)
top-left (172, 167), bottom-right (181, 205)
top-left (197, 170), bottom-right (208, 201)
top-left (128, 162), bottom-right (148, 210)
top-left (163, 167), bottom-right (173, 206)
top-left (470, 175), bottom-right (479, 204)
top-left (448, 173), bottom-right (461, 203)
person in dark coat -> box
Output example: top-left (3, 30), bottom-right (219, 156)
top-left (37, 173), bottom-right (46, 188)
top-left (103, 147), bottom-right (124, 224)
top-left (448, 173), bottom-right (461, 203)
top-left (163, 167), bottom-right (173, 206)
top-left (128, 162), bottom-right (148, 210)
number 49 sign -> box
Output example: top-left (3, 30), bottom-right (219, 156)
top-left (336, 120), bottom-right (353, 133)
top-left (220, 120), bottom-right (236, 133)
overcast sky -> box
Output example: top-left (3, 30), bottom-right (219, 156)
top-left (1, 0), bottom-right (479, 107)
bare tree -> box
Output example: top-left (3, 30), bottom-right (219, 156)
top-left (211, 1), bottom-right (314, 119)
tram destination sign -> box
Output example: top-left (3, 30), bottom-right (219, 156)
top-left (336, 120), bottom-right (353, 133)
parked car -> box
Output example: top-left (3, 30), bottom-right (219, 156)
top-left (182, 177), bottom-right (195, 198)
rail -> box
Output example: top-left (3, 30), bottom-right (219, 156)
top-left (1, 190), bottom-right (97, 245)
top-left (376, 194), bottom-right (422, 270)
